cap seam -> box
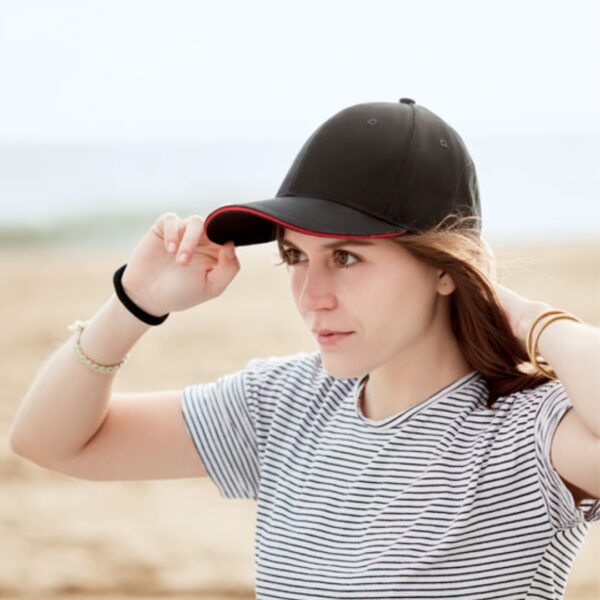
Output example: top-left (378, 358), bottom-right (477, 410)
top-left (381, 104), bottom-right (417, 222)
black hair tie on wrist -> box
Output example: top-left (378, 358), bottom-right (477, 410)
top-left (113, 264), bottom-right (170, 326)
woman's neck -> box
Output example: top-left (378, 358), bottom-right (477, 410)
top-left (360, 331), bottom-right (473, 421)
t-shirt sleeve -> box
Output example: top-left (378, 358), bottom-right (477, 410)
top-left (180, 357), bottom-right (267, 500)
top-left (534, 380), bottom-right (600, 529)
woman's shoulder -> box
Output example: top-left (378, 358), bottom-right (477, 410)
top-left (240, 350), bottom-right (349, 407)
top-left (246, 348), bottom-right (320, 368)
top-left (506, 377), bottom-right (564, 399)
top-left (244, 349), bottom-right (326, 384)
top-left (493, 377), bottom-right (570, 419)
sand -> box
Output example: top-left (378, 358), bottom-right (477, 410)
top-left (1, 240), bottom-right (599, 599)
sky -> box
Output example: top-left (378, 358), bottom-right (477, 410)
top-left (0, 0), bottom-right (599, 143)
top-left (0, 0), bottom-right (598, 244)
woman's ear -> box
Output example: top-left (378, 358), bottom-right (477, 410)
top-left (437, 271), bottom-right (456, 296)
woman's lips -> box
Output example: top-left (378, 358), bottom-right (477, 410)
top-left (315, 332), bottom-right (354, 346)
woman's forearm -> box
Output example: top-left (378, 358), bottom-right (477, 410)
top-left (8, 294), bottom-right (152, 463)
top-left (519, 302), bottom-right (600, 438)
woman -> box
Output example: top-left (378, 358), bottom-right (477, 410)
top-left (10, 99), bottom-right (600, 599)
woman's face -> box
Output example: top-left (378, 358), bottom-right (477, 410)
top-left (279, 228), bottom-right (455, 379)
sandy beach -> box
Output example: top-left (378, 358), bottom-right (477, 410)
top-left (1, 239), bottom-right (598, 599)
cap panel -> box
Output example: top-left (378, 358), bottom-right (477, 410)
top-left (448, 127), bottom-right (482, 229)
top-left (385, 105), bottom-right (481, 232)
top-left (276, 103), bottom-right (413, 223)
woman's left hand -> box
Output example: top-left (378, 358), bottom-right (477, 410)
top-left (478, 237), bottom-right (551, 345)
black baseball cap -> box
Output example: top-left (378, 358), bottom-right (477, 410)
top-left (204, 98), bottom-right (481, 247)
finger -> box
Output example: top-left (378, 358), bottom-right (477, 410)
top-left (198, 218), bottom-right (221, 248)
top-left (214, 242), bottom-right (237, 269)
top-left (176, 215), bottom-right (206, 265)
top-left (226, 240), bottom-right (237, 262)
top-left (159, 212), bottom-right (181, 253)
top-left (208, 241), bottom-right (240, 288)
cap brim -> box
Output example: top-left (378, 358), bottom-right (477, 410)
top-left (204, 196), bottom-right (408, 246)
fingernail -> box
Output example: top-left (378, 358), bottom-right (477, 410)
top-left (178, 252), bottom-right (188, 263)
top-left (168, 242), bottom-right (176, 253)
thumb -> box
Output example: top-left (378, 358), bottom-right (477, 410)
top-left (208, 241), bottom-right (239, 287)
top-left (216, 241), bottom-right (237, 267)
top-left (224, 240), bottom-right (237, 262)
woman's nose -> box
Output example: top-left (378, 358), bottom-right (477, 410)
top-left (296, 267), bottom-right (337, 312)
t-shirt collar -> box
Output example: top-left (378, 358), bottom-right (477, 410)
top-left (351, 370), bottom-right (484, 430)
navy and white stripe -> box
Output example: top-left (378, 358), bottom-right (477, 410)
top-left (181, 351), bottom-right (600, 600)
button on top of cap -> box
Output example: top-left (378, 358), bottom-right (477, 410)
top-left (399, 97), bottom-right (415, 104)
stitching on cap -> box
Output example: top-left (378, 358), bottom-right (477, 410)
top-left (381, 105), bottom-right (416, 221)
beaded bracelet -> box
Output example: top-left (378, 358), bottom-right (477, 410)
top-left (66, 263), bottom-right (171, 374)
top-left (67, 319), bottom-right (129, 374)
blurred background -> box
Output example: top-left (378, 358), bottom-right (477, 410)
top-left (1, 0), bottom-right (598, 598)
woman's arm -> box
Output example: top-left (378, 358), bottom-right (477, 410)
top-left (9, 212), bottom-right (240, 466)
top-left (8, 294), bottom-right (152, 463)
top-left (480, 238), bottom-right (600, 438)
top-left (515, 296), bottom-right (600, 438)
top-left (494, 283), bottom-right (600, 500)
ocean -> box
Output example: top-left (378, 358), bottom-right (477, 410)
top-left (0, 133), bottom-right (598, 248)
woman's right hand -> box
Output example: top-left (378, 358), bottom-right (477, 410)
top-left (120, 212), bottom-right (240, 316)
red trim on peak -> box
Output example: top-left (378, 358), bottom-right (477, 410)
top-left (205, 205), bottom-right (408, 239)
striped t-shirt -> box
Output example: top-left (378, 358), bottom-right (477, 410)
top-left (181, 350), bottom-right (600, 600)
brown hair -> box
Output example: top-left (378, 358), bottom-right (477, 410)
top-left (273, 214), bottom-right (552, 409)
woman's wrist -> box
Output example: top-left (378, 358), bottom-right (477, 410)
top-left (76, 294), bottom-right (153, 367)
top-left (516, 300), bottom-right (555, 344)
top-left (119, 264), bottom-right (169, 322)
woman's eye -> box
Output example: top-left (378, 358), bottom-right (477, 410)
top-left (281, 248), bottom-right (304, 264)
top-left (279, 248), bottom-right (360, 268)
top-left (334, 250), bottom-right (359, 267)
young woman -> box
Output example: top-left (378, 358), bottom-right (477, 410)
top-left (10, 99), bottom-right (600, 599)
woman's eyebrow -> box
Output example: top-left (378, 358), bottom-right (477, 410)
top-left (280, 237), bottom-right (376, 250)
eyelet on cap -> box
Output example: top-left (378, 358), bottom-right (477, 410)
top-left (440, 139), bottom-right (448, 148)
top-left (399, 97), bottom-right (415, 104)
top-left (367, 118), bottom-right (378, 125)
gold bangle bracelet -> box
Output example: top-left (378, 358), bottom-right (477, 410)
top-left (525, 310), bottom-right (582, 379)
top-left (67, 320), bottom-right (129, 374)
top-left (525, 309), bottom-right (565, 360)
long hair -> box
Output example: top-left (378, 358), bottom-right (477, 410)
top-left (272, 214), bottom-right (552, 409)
